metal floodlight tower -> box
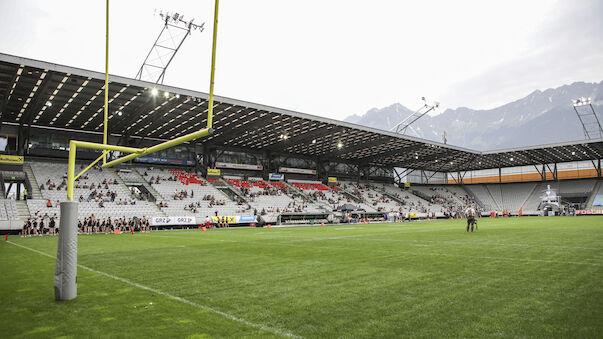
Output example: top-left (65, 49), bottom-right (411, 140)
top-left (390, 97), bottom-right (440, 135)
top-left (136, 10), bottom-right (205, 84)
top-left (572, 97), bottom-right (603, 139)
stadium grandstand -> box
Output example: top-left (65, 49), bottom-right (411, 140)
top-left (0, 52), bottom-right (602, 233)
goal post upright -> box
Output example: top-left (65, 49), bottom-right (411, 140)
top-left (103, 0), bottom-right (109, 166)
top-left (54, 0), bottom-right (220, 301)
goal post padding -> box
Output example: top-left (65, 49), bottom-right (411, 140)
top-left (54, 201), bottom-right (78, 301)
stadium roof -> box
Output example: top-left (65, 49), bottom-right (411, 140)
top-left (0, 53), bottom-right (602, 173)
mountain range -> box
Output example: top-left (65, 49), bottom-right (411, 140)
top-left (344, 81), bottom-right (603, 151)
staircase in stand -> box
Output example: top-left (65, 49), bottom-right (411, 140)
top-left (130, 169), bottom-right (165, 201)
top-left (112, 168), bottom-right (166, 217)
top-left (15, 200), bottom-right (30, 219)
top-left (585, 180), bottom-right (602, 208)
top-left (22, 163), bottom-right (43, 199)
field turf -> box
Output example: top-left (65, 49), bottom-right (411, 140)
top-left (1, 216), bottom-right (602, 338)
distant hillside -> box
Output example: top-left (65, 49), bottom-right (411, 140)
top-left (344, 81), bottom-right (603, 150)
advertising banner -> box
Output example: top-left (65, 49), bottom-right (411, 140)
top-left (211, 216), bottom-right (237, 223)
top-left (207, 168), bottom-right (221, 176)
top-left (279, 167), bottom-right (316, 175)
top-left (151, 216), bottom-right (197, 226)
top-left (215, 162), bottom-right (263, 171)
top-left (576, 210), bottom-right (603, 215)
top-left (269, 173), bottom-right (284, 180)
top-left (328, 177), bottom-right (337, 183)
top-left (135, 156), bottom-right (194, 166)
top-left (593, 195), bottom-right (603, 206)
top-left (0, 154), bottom-right (24, 164)
top-left (237, 216), bottom-right (257, 223)
top-left (210, 216), bottom-right (257, 223)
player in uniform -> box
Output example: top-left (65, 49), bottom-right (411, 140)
top-left (465, 204), bottom-right (476, 232)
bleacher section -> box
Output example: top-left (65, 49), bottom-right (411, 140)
top-left (226, 179), bottom-right (324, 214)
top-left (5, 159), bottom-right (601, 224)
top-left (27, 161), bottom-right (157, 219)
top-left (412, 185), bottom-right (486, 217)
top-left (589, 181), bottom-right (603, 208)
top-left (0, 200), bottom-right (19, 220)
top-left (138, 168), bottom-right (244, 217)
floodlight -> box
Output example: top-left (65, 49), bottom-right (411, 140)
top-left (337, 142), bottom-right (343, 149)
top-left (46, 101), bottom-right (52, 107)
top-left (151, 88), bottom-right (158, 96)
top-left (164, 91), bottom-right (170, 98)
top-left (175, 94), bottom-right (180, 99)
top-left (510, 157), bottom-right (514, 161)
top-left (571, 151), bottom-right (575, 155)
top-left (312, 139), bottom-right (316, 144)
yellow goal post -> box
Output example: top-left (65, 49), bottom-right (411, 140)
top-left (54, 0), bottom-right (220, 301)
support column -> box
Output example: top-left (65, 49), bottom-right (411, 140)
top-left (54, 201), bottom-right (78, 301)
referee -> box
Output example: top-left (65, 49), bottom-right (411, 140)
top-left (465, 204), bottom-right (476, 232)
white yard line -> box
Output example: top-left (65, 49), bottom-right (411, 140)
top-left (6, 241), bottom-right (303, 339)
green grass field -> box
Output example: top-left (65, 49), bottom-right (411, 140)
top-left (1, 216), bottom-right (602, 338)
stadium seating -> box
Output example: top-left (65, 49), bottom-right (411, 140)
top-left (27, 161), bottom-right (157, 219)
top-left (138, 167), bottom-right (244, 217)
top-left (12, 159), bottom-right (602, 223)
top-left (464, 185), bottom-right (499, 212)
top-left (0, 199), bottom-right (19, 220)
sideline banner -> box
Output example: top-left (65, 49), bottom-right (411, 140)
top-left (211, 216), bottom-right (236, 224)
top-left (576, 210), bottom-right (603, 215)
top-left (210, 216), bottom-right (257, 223)
top-left (0, 154), bottom-right (24, 164)
top-left (237, 216), bottom-right (257, 223)
top-left (151, 216), bottom-right (197, 226)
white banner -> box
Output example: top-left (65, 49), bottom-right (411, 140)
top-left (279, 167), bottom-right (316, 175)
top-left (151, 216), bottom-right (197, 226)
top-left (576, 210), bottom-right (603, 215)
top-left (215, 162), bottom-right (263, 171)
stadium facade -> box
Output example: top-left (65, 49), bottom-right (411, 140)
top-left (1, 52), bottom-right (602, 231)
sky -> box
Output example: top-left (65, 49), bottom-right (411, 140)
top-left (0, 0), bottom-right (602, 121)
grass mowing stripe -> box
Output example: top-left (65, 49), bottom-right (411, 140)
top-left (134, 231), bottom-right (603, 267)
top-left (6, 240), bottom-right (303, 339)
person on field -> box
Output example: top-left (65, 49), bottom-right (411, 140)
top-left (465, 204), bottom-right (476, 232)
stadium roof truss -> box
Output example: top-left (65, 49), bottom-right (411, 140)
top-left (1, 53), bottom-right (602, 173)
